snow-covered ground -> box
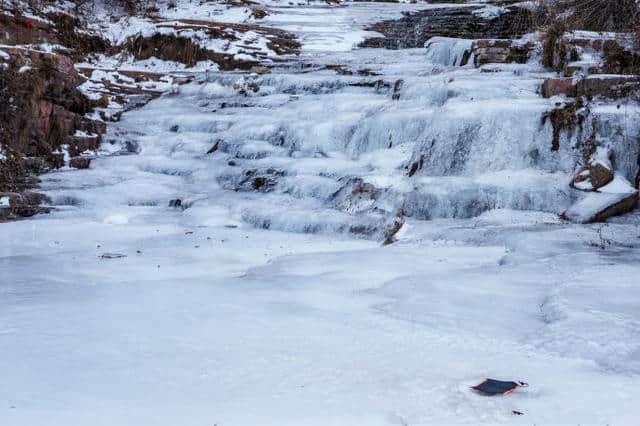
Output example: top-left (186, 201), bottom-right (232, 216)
top-left (2, 2), bottom-right (640, 425)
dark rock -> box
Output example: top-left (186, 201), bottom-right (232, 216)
top-left (576, 76), bottom-right (640, 99)
top-left (383, 212), bottom-right (405, 246)
top-left (69, 157), bottom-right (91, 169)
top-left (360, 6), bottom-right (532, 49)
top-left (231, 168), bottom-right (284, 192)
top-left (207, 140), bottom-right (220, 154)
top-left (169, 198), bottom-right (182, 208)
top-left (392, 79), bottom-right (403, 100)
top-left (100, 253), bottom-right (127, 259)
top-left (0, 191), bottom-right (50, 220)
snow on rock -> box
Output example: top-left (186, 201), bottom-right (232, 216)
top-left (570, 146), bottom-right (614, 191)
top-left (564, 175), bottom-right (639, 223)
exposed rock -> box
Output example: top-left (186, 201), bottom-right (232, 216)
top-left (542, 78), bottom-right (577, 98)
top-left (576, 76), bottom-right (640, 99)
top-left (407, 154), bottom-right (425, 177)
top-left (563, 176), bottom-right (639, 223)
top-left (541, 100), bottom-right (587, 151)
top-left (542, 75), bottom-right (640, 99)
top-left (392, 79), bottom-right (403, 100)
top-left (570, 147), bottom-right (614, 192)
top-left (571, 163), bottom-right (613, 191)
top-left (122, 21), bottom-right (299, 71)
top-left (361, 6), bottom-right (532, 49)
top-left (382, 211), bottom-right (405, 246)
top-left (250, 66), bottom-right (272, 74)
top-left (69, 157), bottom-right (91, 169)
top-left (330, 177), bottom-right (380, 214)
top-left (0, 191), bottom-right (50, 221)
top-left (100, 253), bottom-right (127, 259)
top-left (230, 168), bottom-right (285, 192)
top-left (472, 39), bottom-right (531, 66)
top-left (207, 140), bottom-right (221, 154)
top-left (0, 48), bottom-right (106, 205)
top-left (0, 12), bottom-right (109, 61)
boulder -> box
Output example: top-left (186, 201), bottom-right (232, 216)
top-left (563, 175), bottom-right (639, 223)
top-left (472, 39), bottom-right (531, 67)
top-left (0, 191), bottom-right (50, 220)
top-left (571, 163), bottom-right (613, 191)
top-left (570, 147), bottom-right (614, 191)
top-left (69, 157), bottom-right (91, 169)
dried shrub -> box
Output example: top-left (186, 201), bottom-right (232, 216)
top-left (542, 19), bottom-right (569, 70)
top-left (560, 0), bottom-right (639, 32)
top-left (122, 33), bottom-right (261, 70)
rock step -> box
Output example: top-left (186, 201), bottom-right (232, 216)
top-left (472, 39), bottom-right (532, 66)
top-left (542, 75), bottom-right (640, 99)
top-left (360, 5), bottom-right (532, 49)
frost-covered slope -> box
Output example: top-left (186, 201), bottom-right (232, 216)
top-left (2, 1), bottom-right (640, 425)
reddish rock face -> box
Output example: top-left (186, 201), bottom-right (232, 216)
top-left (542, 78), bottom-right (577, 98)
top-left (1, 48), bottom-right (106, 212)
top-left (35, 100), bottom-right (53, 136)
top-left (542, 76), bottom-right (640, 99)
top-left (571, 163), bottom-right (614, 191)
top-left (592, 192), bottom-right (639, 222)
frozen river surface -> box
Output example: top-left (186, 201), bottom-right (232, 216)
top-left (2, 2), bottom-right (640, 425)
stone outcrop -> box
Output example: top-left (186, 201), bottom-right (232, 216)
top-left (570, 147), bottom-right (615, 192)
top-left (0, 191), bottom-right (50, 221)
top-left (571, 163), bottom-right (614, 191)
top-left (563, 175), bottom-right (639, 223)
top-left (472, 39), bottom-right (532, 66)
top-left (0, 47), bottom-right (106, 218)
top-left (542, 76), bottom-right (640, 99)
top-left (360, 5), bottom-right (533, 49)
top-left (0, 11), bottom-right (108, 60)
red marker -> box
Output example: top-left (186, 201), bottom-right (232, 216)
top-left (26, 19), bottom-right (32, 30)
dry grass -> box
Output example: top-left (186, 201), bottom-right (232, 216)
top-left (537, 1), bottom-right (640, 72)
top-left (560, 0), bottom-right (639, 32)
top-left (122, 33), bottom-right (260, 70)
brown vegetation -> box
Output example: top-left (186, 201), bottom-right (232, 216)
top-left (538, 1), bottom-right (640, 72)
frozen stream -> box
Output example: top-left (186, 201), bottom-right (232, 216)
top-left (2, 2), bottom-right (640, 425)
